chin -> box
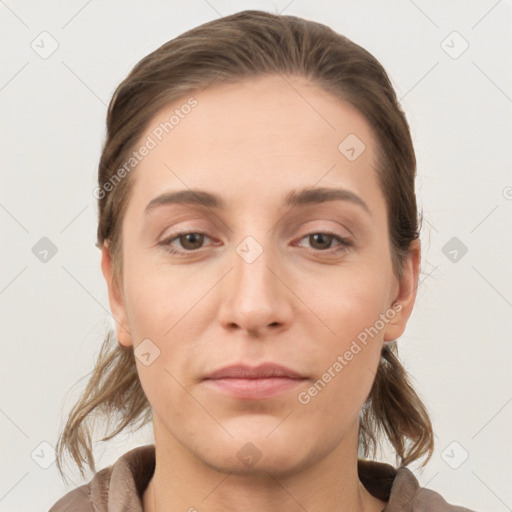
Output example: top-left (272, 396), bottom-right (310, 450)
top-left (195, 430), bottom-right (315, 478)
top-left (208, 450), bottom-right (312, 478)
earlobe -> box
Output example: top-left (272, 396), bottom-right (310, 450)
top-left (100, 244), bottom-right (132, 348)
top-left (383, 239), bottom-right (421, 342)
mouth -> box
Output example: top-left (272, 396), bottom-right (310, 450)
top-left (202, 363), bottom-right (308, 400)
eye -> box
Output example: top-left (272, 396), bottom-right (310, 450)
top-left (159, 232), bottom-right (211, 256)
top-left (297, 231), bottom-right (352, 254)
top-left (158, 230), bottom-right (352, 257)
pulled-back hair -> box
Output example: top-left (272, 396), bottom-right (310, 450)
top-left (55, 9), bottom-right (433, 480)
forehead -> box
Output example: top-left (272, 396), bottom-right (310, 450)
top-left (126, 74), bottom-right (384, 217)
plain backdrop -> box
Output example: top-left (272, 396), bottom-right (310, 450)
top-left (1, 1), bottom-right (511, 510)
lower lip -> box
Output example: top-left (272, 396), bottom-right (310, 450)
top-left (203, 377), bottom-right (306, 399)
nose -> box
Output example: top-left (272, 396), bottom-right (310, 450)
top-left (217, 238), bottom-right (293, 336)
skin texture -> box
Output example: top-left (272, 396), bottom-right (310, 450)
top-left (101, 74), bottom-right (420, 512)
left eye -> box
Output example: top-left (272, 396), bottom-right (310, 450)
top-left (297, 232), bottom-right (352, 252)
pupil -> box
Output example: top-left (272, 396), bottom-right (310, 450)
top-left (183, 233), bottom-right (202, 249)
top-left (312, 233), bottom-right (331, 249)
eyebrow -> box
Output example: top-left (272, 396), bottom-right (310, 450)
top-left (144, 186), bottom-right (371, 216)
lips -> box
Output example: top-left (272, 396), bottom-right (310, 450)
top-left (205, 363), bottom-right (305, 380)
top-left (203, 363), bottom-right (308, 399)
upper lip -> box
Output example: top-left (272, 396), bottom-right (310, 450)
top-left (205, 363), bottom-right (306, 380)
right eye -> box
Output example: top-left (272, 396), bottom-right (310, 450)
top-left (159, 231), bottom-right (212, 256)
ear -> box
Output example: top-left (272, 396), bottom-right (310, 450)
top-left (383, 239), bottom-right (421, 342)
top-left (101, 243), bottom-right (132, 348)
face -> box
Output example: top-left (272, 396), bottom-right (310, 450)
top-left (102, 74), bottom-right (419, 476)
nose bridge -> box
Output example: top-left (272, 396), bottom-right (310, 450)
top-left (219, 232), bottom-right (290, 333)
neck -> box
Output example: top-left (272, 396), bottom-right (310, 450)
top-left (142, 417), bottom-right (386, 512)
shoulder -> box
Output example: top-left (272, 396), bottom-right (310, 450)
top-left (48, 466), bottom-right (111, 511)
top-left (390, 466), bottom-right (478, 511)
top-left (48, 445), bottom-right (154, 511)
top-left (358, 459), bottom-right (478, 511)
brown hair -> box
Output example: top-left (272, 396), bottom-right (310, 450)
top-left (55, 9), bottom-right (433, 480)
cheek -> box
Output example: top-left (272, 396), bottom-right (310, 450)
top-left (304, 270), bottom-right (387, 399)
top-left (300, 287), bottom-right (384, 426)
top-left (305, 350), bottom-right (380, 439)
top-left (319, 267), bottom-right (391, 340)
top-left (122, 254), bottom-right (205, 387)
top-left (123, 246), bottom-right (187, 335)
top-left (125, 272), bottom-right (200, 422)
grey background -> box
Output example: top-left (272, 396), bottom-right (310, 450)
top-left (1, 0), bottom-right (511, 510)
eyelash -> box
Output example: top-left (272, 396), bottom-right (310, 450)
top-left (158, 230), bottom-right (352, 257)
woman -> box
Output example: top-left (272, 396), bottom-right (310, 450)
top-left (49, 10), bottom-right (477, 512)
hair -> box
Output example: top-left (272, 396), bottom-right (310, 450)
top-left (55, 9), bottom-right (433, 480)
